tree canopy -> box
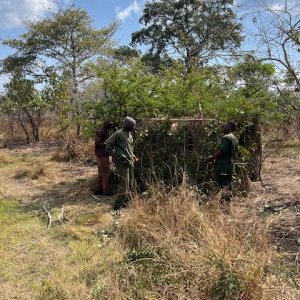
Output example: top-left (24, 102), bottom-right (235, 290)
top-left (132, 0), bottom-right (242, 72)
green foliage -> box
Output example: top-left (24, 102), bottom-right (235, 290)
top-left (210, 259), bottom-right (244, 300)
top-left (134, 121), bottom-right (218, 192)
top-left (85, 60), bottom-right (222, 128)
top-left (2, 7), bottom-right (117, 72)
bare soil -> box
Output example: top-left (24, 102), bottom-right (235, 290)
top-left (245, 155), bottom-right (300, 265)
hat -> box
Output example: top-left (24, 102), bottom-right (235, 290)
top-left (123, 116), bottom-right (136, 127)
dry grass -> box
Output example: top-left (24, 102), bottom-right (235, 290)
top-left (50, 136), bottom-right (95, 164)
top-left (64, 136), bottom-right (95, 163)
top-left (13, 163), bottom-right (46, 180)
top-left (264, 139), bottom-right (300, 158)
top-left (0, 152), bottom-right (13, 165)
top-left (31, 163), bottom-right (46, 179)
top-left (0, 142), bottom-right (299, 300)
top-left (99, 183), bottom-right (300, 300)
top-left (0, 197), bottom-right (123, 300)
top-left (51, 149), bottom-right (70, 162)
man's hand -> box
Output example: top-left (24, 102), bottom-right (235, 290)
top-left (205, 150), bottom-right (223, 164)
top-left (204, 156), bottom-right (214, 164)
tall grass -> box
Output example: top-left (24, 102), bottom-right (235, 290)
top-left (98, 183), bottom-right (299, 300)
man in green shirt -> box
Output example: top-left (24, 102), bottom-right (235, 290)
top-left (105, 116), bottom-right (137, 210)
top-left (205, 121), bottom-right (238, 203)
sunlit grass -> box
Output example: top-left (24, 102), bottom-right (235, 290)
top-left (0, 197), bottom-right (123, 299)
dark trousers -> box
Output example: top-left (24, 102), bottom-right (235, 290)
top-left (96, 156), bottom-right (110, 193)
top-left (216, 173), bottom-right (233, 203)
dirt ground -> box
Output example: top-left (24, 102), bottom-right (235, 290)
top-left (0, 142), bottom-right (115, 210)
top-left (248, 155), bottom-right (300, 263)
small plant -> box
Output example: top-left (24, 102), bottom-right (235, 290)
top-left (210, 259), bottom-right (244, 300)
top-left (126, 245), bottom-right (161, 263)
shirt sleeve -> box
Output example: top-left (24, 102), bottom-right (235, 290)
top-left (105, 131), bottom-right (118, 155)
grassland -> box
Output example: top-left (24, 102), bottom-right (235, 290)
top-left (0, 142), bottom-right (299, 299)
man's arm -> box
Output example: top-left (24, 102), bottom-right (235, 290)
top-left (95, 130), bottom-right (106, 149)
top-left (105, 131), bottom-right (118, 155)
top-left (205, 150), bottom-right (224, 163)
top-left (205, 137), bottom-right (230, 163)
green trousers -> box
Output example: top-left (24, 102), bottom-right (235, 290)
top-left (114, 162), bottom-right (135, 206)
top-left (215, 173), bottom-right (233, 203)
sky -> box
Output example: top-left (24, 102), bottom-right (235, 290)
top-left (0, 0), bottom-right (299, 90)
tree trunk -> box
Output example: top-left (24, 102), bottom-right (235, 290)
top-left (25, 110), bottom-right (40, 142)
top-left (17, 117), bottom-right (30, 144)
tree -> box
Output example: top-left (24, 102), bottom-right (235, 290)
top-left (250, 1), bottom-right (300, 110)
top-left (2, 7), bottom-right (118, 135)
top-left (0, 71), bottom-right (48, 143)
top-left (131, 0), bottom-right (242, 72)
top-left (112, 46), bottom-right (141, 64)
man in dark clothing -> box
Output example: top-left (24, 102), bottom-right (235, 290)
top-left (94, 121), bottom-right (115, 195)
top-left (205, 121), bottom-right (238, 203)
top-left (105, 116), bottom-right (137, 210)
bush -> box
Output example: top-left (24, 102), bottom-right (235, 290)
top-left (134, 120), bottom-right (250, 195)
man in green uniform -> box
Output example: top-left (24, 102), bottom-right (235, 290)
top-left (105, 116), bottom-right (137, 210)
top-left (205, 121), bottom-right (238, 203)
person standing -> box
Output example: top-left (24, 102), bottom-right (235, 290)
top-left (105, 116), bottom-right (137, 210)
top-left (205, 121), bottom-right (238, 203)
top-left (94, 121), bottom-right (115, 195)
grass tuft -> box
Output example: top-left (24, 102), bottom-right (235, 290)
top-left (30, 163), bottom-right (46, 179)
top-left (0, 153), bottom-right (12, 165)
top-left (13, 169), bottom-right (31, 179)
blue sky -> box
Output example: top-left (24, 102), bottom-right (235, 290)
top-left (0, 0), bottom-right (146, 89)
top-left (0, 0), bottom-right (298, 90)
top-left (0, 0), bottom-right (145, 59)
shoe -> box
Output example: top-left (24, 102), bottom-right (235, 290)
top-left (104, 191), bottom-right (113, 196)
top-left (112, 203), bottom-right (127, 211)
top-left (93, 190), bottom-right (103, 195)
